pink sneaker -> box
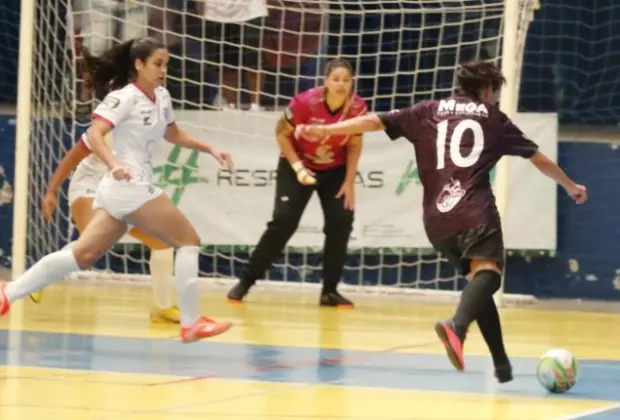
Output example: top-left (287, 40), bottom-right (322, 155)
top-left (180, 316), bottom-right (232, 343)
top-left (434, 320), bottom-right (465, 371)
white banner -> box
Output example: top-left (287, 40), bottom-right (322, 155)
top-left (122, 111), bottom-right (557, 250)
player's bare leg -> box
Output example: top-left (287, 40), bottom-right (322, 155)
top-left (124, 194), bottom-right (232, 343)
top-left (2, 209), bottom-right (127, 315)
top-left (30, 198), bottom-right (180, 324)
top-left (435, 258), bottom-right (506, 379)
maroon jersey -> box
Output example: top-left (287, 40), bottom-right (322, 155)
top-left (379, 95), bottom-right (539, 242)
top-left (285, 87), bottom-right (367, 170)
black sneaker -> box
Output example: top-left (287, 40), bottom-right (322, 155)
top-left (227, 280), bottom-right (253, 303)
top-left (494, 363), bottom-right (513, 383)
top-left (319, 291), bottom-right (354, 308)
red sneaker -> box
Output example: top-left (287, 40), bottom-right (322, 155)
top-left (434, 320), bottom-right (465, 371)
top-left (0, 281), bottom-right (10, 316)
top-left (180, 316), bottom-right (232, 343)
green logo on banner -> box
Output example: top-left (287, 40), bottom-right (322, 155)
top-left (153, 145), bottom-right (209, 205)
top-left (395, 160), bottom-right (420, 196)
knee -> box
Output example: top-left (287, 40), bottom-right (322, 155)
top-left (178, 228), bottom-right (200, 248)
top-left (324, 211), bottom-right (354, 236)
top-left (268, 212), bottom-right (302, 236)
top-left (467, 258), bottom-right (502, 281)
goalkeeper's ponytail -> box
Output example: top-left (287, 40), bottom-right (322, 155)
top-left (82, 37), bottom-right (165, 100)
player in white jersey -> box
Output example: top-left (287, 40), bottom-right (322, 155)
top-left (36, 131), bottom-right (181, 324)
top-left (0, 37), bottom-right (233, 343)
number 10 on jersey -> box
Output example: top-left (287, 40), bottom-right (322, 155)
top-left (436, 119), bottom-right (484, 169)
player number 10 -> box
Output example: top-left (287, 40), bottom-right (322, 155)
top-left (436, 119), bottom-right (485, 169)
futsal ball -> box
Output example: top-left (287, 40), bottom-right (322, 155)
top-left (536, 348), bottom-right (579, 393)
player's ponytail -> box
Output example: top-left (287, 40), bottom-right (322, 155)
top-left (456, 60), bottom-right (506, 98)
top-left (82, 37), bottom-right (166, 100)
top-left (82, 40), bottom-right (135, 100)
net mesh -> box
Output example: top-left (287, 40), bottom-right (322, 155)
top-left (21, 0), bottom-right (540, 304)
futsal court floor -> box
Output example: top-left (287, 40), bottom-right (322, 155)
top-left (0, 282), bottom-right (618, 420)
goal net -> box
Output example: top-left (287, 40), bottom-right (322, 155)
top-left (17, 0), bottom-right (541, 304)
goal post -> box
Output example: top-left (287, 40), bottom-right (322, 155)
top-left (12, 0), bottom-right (36, 278)
top-left (495, 0), bottom-right (541, 306)
top-left (12, 0), bottom-right (544, 305)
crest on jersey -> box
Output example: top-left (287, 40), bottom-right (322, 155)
top-left (436, 178), bottom-right (465, 213)
top-left (305, 145), bottom-right (335, 165)
top-left (102, 95), bottom-right (120, 109)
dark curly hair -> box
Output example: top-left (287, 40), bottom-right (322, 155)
top-left (456, 60), bottom-right (506, 98)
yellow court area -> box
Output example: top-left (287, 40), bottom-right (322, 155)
top-left (0, 283), bottom-right (618, 420)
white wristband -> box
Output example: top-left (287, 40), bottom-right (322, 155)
top-left (291, 161), bottom-right (304, 173)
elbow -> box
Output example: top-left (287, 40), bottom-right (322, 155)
top-left (364, 114), bottom-right (384, 132)
top-left (347, 143), bottom-right (362, 156)
top-left (371, 120), bottom-right (383, 131)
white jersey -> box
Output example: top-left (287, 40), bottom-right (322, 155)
top-left (89, 83), bottom-right (174, 219)
top-left (92, 83), bottom-right (175, 184)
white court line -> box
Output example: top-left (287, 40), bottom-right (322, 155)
top-left (554, 403), bottom-right (620, 420)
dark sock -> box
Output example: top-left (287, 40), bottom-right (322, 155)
top-left (452, 270), bottom-right (501, 339)
top-left (476, 298), bottom-right (509, 367)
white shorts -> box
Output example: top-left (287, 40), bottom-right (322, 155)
top-left (93, 176), bottom-right (164, 220)
top-left (67, 169), bottom-right (103, 207)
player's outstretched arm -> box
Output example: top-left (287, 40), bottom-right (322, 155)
top-left (298, 114), bottom-right (385, 138)
top-left (529, 151), bottom-right (587, 203)
top-left (164, 123), bottom-right (233, 170)
top-left (42, 138), bottom-right (92, 222)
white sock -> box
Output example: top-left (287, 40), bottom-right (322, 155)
top-left (174, 246), bottom-right (200, 326)
top-left (150, 248), bottom-right (174, 309)
top-left (6, 248), bottom-right (79, 303)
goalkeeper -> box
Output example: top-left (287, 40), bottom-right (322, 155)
top-left (227, 59), bottom-right (367, 308)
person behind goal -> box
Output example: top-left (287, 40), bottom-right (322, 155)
top-left (37, 128), bottom-right (179, 324)
top-left (0, 37), bottom-right (234, 343)
top-left (227, 59), bottom-right (367, 308)
top-left (298, 60), bottom-right (587, 382)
